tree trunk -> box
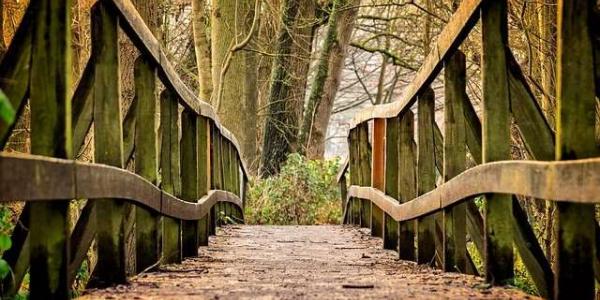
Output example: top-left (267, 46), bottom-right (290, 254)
top-left (259, 0), bottom-right (302, 177)
top-left (211, 0), bottom-right (257, 166)
top-left (191, 0), bottom-right (213, 101)
top-left (301, 0), bottom-right (358, 159)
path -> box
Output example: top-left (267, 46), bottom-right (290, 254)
top-left (81, 225), bottom-right (536, 299)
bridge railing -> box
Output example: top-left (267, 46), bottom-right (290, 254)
top-left (0, 0), bottom-right (248, 298)
top-left (338, 0), bottom-right (600, 299)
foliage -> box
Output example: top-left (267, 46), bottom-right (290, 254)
top-left (245, 154), bottom-right (341, 225)
top-left (0, 89), bottom-right (15, 124)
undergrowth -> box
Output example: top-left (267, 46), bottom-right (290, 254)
top-left (245, 154), bottom-right (341, 225)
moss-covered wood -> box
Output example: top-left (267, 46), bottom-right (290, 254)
top-left (360, 122), bottom-right (376, 234)
top-left (398, 110), bottom-right (416, 261)
top-left (161, 89), bottom-right (182, 264)
top-left (481, 0), bottom-right (513, 284)
top-left (348, 129), bottom-right (360, 225)
top-left (89, 1), bottom-right (127, 287)
top-left (442, 51), bottom-right (467, 273)
top-left (554, 0), bottom-right (597, 298)
top-left (384, 117), bottom-right (399, 251)
top-left (416, 87), bottom-right (436, 265)
top-left (133, 55), bottom-right (160, 273)
top-left (198, 117), bottom-right (210, 246)
top-left (181, 108), bottom-right (199, 258)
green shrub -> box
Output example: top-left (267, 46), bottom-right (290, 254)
top-left (245, 154), bottom-right (342, 225)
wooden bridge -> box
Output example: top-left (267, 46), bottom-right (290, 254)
top-left (0, 0), bottom-right (598, 299)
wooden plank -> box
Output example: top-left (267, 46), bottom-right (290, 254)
top-left (384, 117), bottom-right (399, 251)
top-left (134, 55), bottom-right (160, 272)
top-left (398, 110), bottom-right (416, 261)
top-left (481, 0), bottom-right (513, 284)
top-left (507, 52), bottom-right (555, 161)
top-left (442, 51), bottom-right (467, 273)
top-left (88, 1), bottom-right (127, 287)
top-left (416, 87), bottom-right (437, 265)
top-left (181, 108), bottom-right (199, 258)
top-left (370, 119), bottom-right (385, 237)
top-left (29, 0), bottom-right (72, 295)
top-left (353, 123), bottom-right (372, 227)
top-left (347, 0), bottom-right (482, 129)
top-left (0, 3), bottom-right (34, 147)
top-left (160, 89), bottom-right (182, 264)
top-left (198, 117), bottom-right (211, 246)
top-left (72, 61), bottom-right (95, 154)
top-left (554, 0), bottom-right (598, 298)
top-left (68, 201), bottom-right (95, 286)
top-left (347, 129), bottom-right (359, 225)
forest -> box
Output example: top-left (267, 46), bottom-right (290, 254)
top-left (0, 0), bottom-right (598, 298)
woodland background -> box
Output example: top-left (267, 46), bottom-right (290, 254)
top-left (0, 0), bottom-right (584, 296)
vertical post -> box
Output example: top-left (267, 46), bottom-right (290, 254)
top-left (443, 51), bottom-right (467, 273)
top-left (29, 0), bottom-right (71, 296)
top-left (353, 123), bottom-right (371, 228)
top-left (368, 121), bottom-right (381, 236)
top-left (211, 126), bottom-right (224, 226)
top-left (197, 116), bottom-right (211, 246)
top-left (383, 117), bottom-right (399, 251)
top-left (181, 108), bottom-right (199, 258)
top-left (90, 1), bottom-right (127, 286)
top-left (481, 0), bottom-right (513, 284)
top-left (398, 110), bottom-right (416, 261)
top-left (134, 56), bottom-right (160, 273)
top-left (161, 89), bottom-right (182, 264)
top-left (347, 129), bottom-right (359, 224)
top-left (416, 88), bottom-right (437, 265)
top-left (554, 0), bottom-right (597, 298)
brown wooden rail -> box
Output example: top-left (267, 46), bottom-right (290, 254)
top-left (0, 0), bottom-right (249, 298)
top-left (338, 0), bottom-right (600, 299)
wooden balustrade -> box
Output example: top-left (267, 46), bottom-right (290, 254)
top-left (338, 0), bottom-right (599, 299)
top-left (0, 0), bottom-right (248, 297)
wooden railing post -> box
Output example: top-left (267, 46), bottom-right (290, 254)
top-left (398, 110), bottom-right (416, 261)
top-left (443, 50), bottom-right (467, 273)
top-left (481, 0), bottom-right (513, 284)
top-left (347, 129), bottom-right (359, 224)
top-left (197, 116), bottom-right (211, 246)
top-left (554, 0), bottom-right (597, 298)
top-left (208, 122), bottom-right (217, 235)
top-left (416, 87), bottom-right (436, 265)
top-left (181, 108), bottom-right (199, 258)
top-left (28, 0), bottom-right (71, 296)
top-left (368, 121), bottom-right (381, 236)
top-left (383, 117), bottom-right (399, 251)
top-left (89, 1), bottom-right (127, 286)
top-left (161, 89), bottom-right (182, 264)
top-left (210, 126), bottom-right (224, 226)
top-left (134, 56), bottom-right (160, 273)
top-left (355, 122), bottom-right (372, 227)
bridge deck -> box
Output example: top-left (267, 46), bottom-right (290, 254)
top-left (81, 225), bottom-right (533, 299)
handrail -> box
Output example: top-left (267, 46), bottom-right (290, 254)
top-left (0, 153), bottom-right (242, 221)
top-left (108, 0), bottom-right (249, 177)
top-left (343, 158), bottom-right (600, 223)
top-left (346, 0), bottom-right (482, 130)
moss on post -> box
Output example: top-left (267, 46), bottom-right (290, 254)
top-left (398, 110), bottom-right (416, 261)
top-left (384, 117), bottom-right (399, 251)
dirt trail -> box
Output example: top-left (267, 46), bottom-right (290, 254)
top-left (81, 225), bottom-right (536, 299)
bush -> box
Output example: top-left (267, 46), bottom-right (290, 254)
top-left (245, 154), bottom-right (342, 225)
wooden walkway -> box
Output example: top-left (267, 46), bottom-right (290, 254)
top-left (81, 226), bottom-right (534, 299)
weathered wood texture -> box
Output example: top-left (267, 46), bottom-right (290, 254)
top-left (384, 117), bottom-right (399, 251)
top-left (416, 88), bottom-right (436, 265)
top-left (367, 121), bottom-right (380, 236)
top-left (398, 111), bottom-right (416, 261)
top-left (181, 109), bottom-right (199, 258)
top-left (481, 0), bottom-right (513, 284)
top-left (134, 55), bottom-right (160, 273)
top-left (443, 51), bottom-right (467, 273)
top-left (554, 0), bottom-right (598, 298)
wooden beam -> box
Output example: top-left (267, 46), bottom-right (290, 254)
top-left (88, 1), bottom-right (127, 287)
top-left (347, 129), bottom-right (359, 225)
top-left (198, 117), bottom-right (211, 246)
top-left (368, 121), bottom-right (381, 236)
top-left (161, 89), bottom-right (182, 264)
top-left (384, 117), bottom-right (399, 251)
top-left (554, 0), bottom-right (598, 298)
top-left (181, 108), bottom-right (199, 258)
top-left (481, 0), bottom-right (513, 284)
top-left (417, 88), bottom-right (437, 265)
top-left (134, 56), bottom-right (160, 272)
top-left (398, 111), bottom-right (416, 261)
top-left (443, 51), bottom-right (467, 273)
